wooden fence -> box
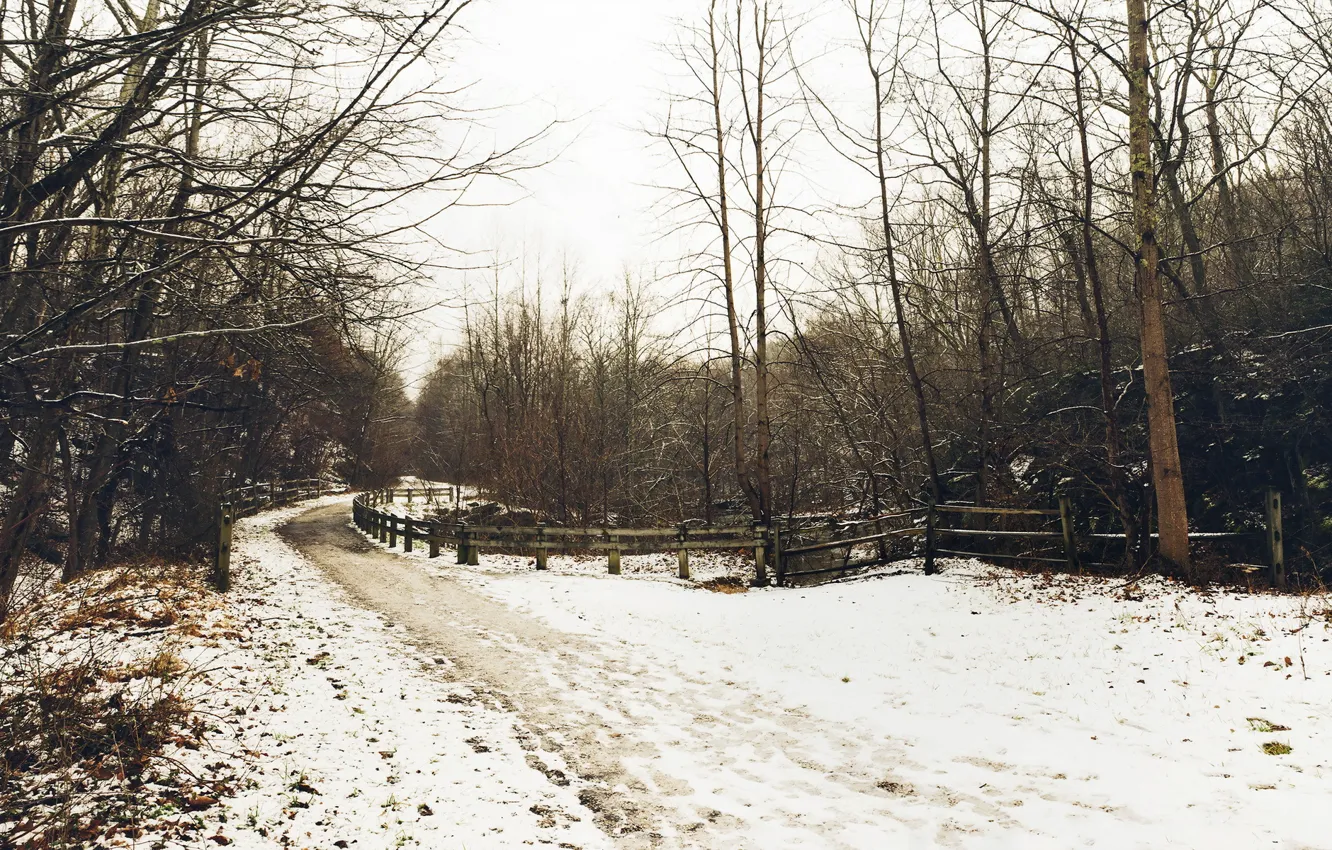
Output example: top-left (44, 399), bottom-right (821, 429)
top-left (213, 478), bottom-right (344, 591)
top-left (352, 489), bottom-right (772, 581)
top-left (352, 487), bottom-right (1287, 590)
top-left (755, 492), bottom-right (1284, 587)
top-left (778, 510), bottom-right (924, 582)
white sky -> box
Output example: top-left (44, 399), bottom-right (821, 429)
top-left (400, 0), bottom-right (699, 383)
top-left (394, 0), bottom-right (981, 388)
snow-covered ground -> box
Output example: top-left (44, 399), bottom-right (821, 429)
top-left (353, 497), bottom-right (1332, 849)
top-left (18, 495), bottom-right (1324, 848)
top-left (189, 501), bottom-right (612, 850)
top-left (0, 499), bottom-right (610, 850)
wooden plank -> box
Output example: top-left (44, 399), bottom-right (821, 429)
top-left (934, 548), bottom-right (1067, 564)
top-left (936, 504), bottom-right (1058, 517)
top-left (782, 527), bottom-right (923, 556)
top-left (1267, 488), bottom-right (1285, 590)
top-left (452, 535), bottom-right (763, 551)
top-left (937, 529), bottom-right (1064, 539)
top-left (1082, 531), bottom-right (1258, 541)
top-left (783, 557), bottom-right (895, 578)
top-left (830, 510), bottom-right (923, 527)
top-left (1059, 493), bottom-right (1080, 571)
top-left (213, 503), bottom-right (233, 592)
top-left (535, 525), bottom-right (757, 538)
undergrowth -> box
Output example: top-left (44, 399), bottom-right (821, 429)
top-left (0, 561), bottom-right (238, 849)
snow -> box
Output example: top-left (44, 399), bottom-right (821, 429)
top-left (19, 490), bottom-right (1322, 848)
top-left (356, 508), bottom-right (1332, 848)
top-left (136, 498), bottom-right (610, 849)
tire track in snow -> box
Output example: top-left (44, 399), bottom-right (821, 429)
top-left (279, 503), bottom-right (1023, 848)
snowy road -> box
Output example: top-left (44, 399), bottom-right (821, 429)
top-left (280, 501), bottom-right (1332, 850)
top-left (281, 504), bottom-right (927, 848)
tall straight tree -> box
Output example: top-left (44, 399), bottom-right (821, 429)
top-left (662, 1), bottom-right (760, 527)
top-left (736, 0), bottom-right (786, 534)
top-left (1126, 0), bottom-right (1190, 570)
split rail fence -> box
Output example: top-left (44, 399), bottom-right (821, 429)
top-left (352, 486), bottom-right (1287, 589)
top-left (213, 478), bottom-right (344, 591)
top-left (783, 491), bottom-right (1286, 588)
top-left (352, 489), bottom-right (772, 580)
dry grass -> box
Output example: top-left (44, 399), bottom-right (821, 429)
top-left (697, 576), bottom-right (749, 594)
top-left (0, 558), bottom-right (233, 849)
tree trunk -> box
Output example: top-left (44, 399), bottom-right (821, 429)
top-left (1127, 0), bottom-right (1190, 571)
top-left (0, 424), bottom-right (58, 616)
top-left (708, 0), bottom-right (758, 520)
top-left (868, 57), bottom-right (941, 504)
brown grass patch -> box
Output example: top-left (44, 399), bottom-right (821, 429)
top-left (698, 576), bottom-right (749, 594)
top-left (1, 558), bottom-right (229, 849)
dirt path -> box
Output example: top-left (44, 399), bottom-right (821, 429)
top-left (278, 503), bottom-right (992, 849)
top-left (280, 504), bottom-right (682, 844)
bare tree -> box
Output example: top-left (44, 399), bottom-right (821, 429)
top-left (1126, 0), bottom-right (1191, 569)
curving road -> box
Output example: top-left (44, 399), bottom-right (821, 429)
top-left (278, 502), bottom-right (951, 849)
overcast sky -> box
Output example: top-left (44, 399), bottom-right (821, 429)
top-left (393, 0), bottom-right (935, 389)
top-left (395, 0), bottom-right (699, 381)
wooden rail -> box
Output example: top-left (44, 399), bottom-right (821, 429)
top-left (226, 477), bottom-right (341, 517)
top-left (353, 491), bottom-right (772, 581)
top-left (352, 486), bottom-right (1289, 591)
top-left (778, 491), bottom-right (1284, 587)
top-left (779, 510), bottom-right (926, 581)
top-left (927, 493), bottom-right (1281, 585)
top-left (214, 478), bottom-right (345, 591)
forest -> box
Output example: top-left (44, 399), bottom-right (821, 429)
top-left (8, 5), bottom-right (1332, 848)
top-left (4, 0), bottom-right (1332, 617)
top-left (412, 0), bottom-right (1332, 581)
top-left (0, 0), bottom-right (524, 611)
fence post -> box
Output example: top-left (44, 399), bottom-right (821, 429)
top-left (1266, 488), bottom-right (1285, 590)
top-left (535, 522), bottom-right (548, 570)
top-left (924, 497), bottom-right (937, 575)
top-left (388, 515), bottom-right (398, 548)
top-left (753, 521), bottom-right (770, 586)
top-left (403, 517), bottom-right (413, 553)
top-left (677, 524), bottom-right (691, 580)
top-left (456, 522), bottom-right (468, 564)
top-left (213, 502), bottom-right (233, 592)
top-left (608, 532), bottom-right (622, 575)
top-left (771, 522), bottom-right (784, 587)
top-left (754, 523), bottom-right (768, 586)
top-left (1058, 492), bottom-right (1080, 571)
top-left (429, 521), bottom-right (440, 558)
top-left (467, 532), bottom-right (479, 566)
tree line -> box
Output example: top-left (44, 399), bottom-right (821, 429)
top-left (0, 0), bottom-right (520, 616)
top-left (414, 0), bottom-right (1332, 583)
